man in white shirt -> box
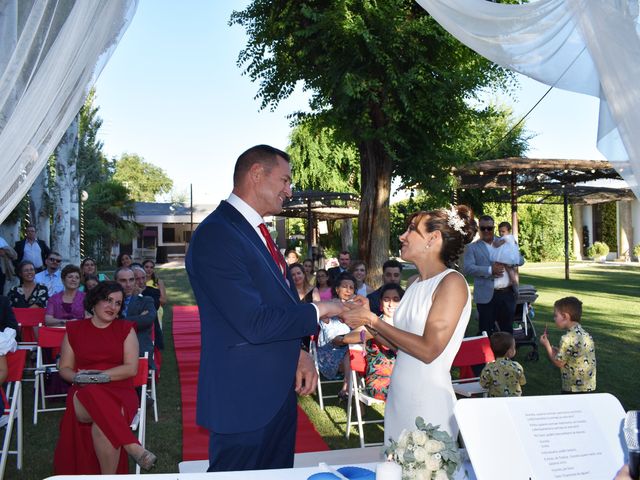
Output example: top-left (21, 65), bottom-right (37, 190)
top-left (35, 252), bottom-right (64, 296)
top-left (14, 225), bottom-right (50, 272)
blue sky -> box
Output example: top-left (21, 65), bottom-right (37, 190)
top-left (94, 0), bottom-right (604, 204)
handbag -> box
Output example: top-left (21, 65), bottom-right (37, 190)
top-left (74, 371), bottom-right (111, 384)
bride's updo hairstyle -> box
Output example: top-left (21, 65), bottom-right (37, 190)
top-left (408, 205), bottom-right (477, 267)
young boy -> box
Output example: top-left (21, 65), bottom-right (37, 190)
top-left (479, 332), bottom-right (526, 397)
top-left (540, 296), bottom-right (596, 393)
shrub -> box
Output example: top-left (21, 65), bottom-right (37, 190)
top-left (587, 241), bottom-right (609, 259)
top-left (633, 243), bottom-right (640, 260)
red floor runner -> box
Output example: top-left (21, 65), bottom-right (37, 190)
top-left (173, 305), bottom-right (329, 461)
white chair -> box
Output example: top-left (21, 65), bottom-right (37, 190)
top-left (451, 332), bottom-right (494, 398)
top-left (0, 350), bottom-right (28, 480)
top-left (309, 334), bottom-right (343, 410)
top-left (130, 353), bottom-right (149, 475)
top-left (345, 344), bottom-right (384, 448)
top-left (33, 327), bottom-right (67, 424)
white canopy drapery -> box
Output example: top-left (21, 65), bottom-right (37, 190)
top-left (0, 0), bottom-right (138, 223)
top-left (416, 0), bottom-right (640, 198)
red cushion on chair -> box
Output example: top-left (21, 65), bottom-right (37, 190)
top-left (348, 346), bottom-right (367, 374)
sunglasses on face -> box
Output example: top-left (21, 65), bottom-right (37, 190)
top-left (479, 226), bottom-right (494, 232)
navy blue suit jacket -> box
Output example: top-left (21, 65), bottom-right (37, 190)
top-left (186, 201), bottom-right (318, 434)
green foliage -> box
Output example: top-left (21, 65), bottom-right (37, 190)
top-left (287, 120), bottom-right (360, 193)
top-left (84, 180), bottom-right (139, 263)
top-left (483, 199), bottom-right (569, 262)
top-left (633, 243), bottom-right (640, 260)
top-left (231, 0), bottom-right (526, 267)
top-left (77, 88), bottom-right (113, 187)
top-left (113, 153), bottom-right (173, 202)
top-left (600, 202), bottom-right (617, 252)
top-left (587, 241), bottom-right (609, 259)
top-left (389, 192), bottom-right (446, 254)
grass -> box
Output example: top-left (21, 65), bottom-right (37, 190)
top-left (6, 262), bottom-right (639, 477)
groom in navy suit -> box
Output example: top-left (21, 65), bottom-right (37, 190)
top-left (186, 145), bottom-right (342, 472)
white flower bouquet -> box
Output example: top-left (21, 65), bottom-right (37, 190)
top-left (385, 417), bottom-right (461, 480)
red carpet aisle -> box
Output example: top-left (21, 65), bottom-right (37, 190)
top-left (173, 306), bottom-right (329, 462)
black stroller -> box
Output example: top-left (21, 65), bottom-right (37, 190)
top-left (511, 284), bottom-right (539, 361)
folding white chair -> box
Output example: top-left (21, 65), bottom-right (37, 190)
top-left (309, 334), bottom-right (343, 409)
top-left (130, 354), bottom-right (149, 475)
top-left (13, 308), bottom-right (44, 384)
top-left (451, 332), bottom-right (494, 398)
top-left (345, 344), bottom-right (384, 448)
top-left (33, 327), bottom-right (67, 424)
top-left (148, 329), bottom-right (158, 422)
top-left (0, 349), bottom-right (28, 480)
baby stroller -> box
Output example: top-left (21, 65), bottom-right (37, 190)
top-left (511, 284), bottom-right (539, 361)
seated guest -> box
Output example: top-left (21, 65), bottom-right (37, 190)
top-left (0, 295), bottom-right (19, 333)
top-left (342, 283), bottom-right (402, 400)
top-left (290, 263), bottom-right (320, 302)
top-left (367, 259), bottom-right (403, 314)
top-left (303, 258), bottom-right (315, 284)
top-left (349, 260), bottom-right (374, 296)
top-left (315, 268), bottom-right (333, 301)
top-left (317, 272), bottom-right (355, 400)
top-left (80, 257), bottom-right (108, 289)
top-left (115, 267), bottom-right (156, 369)
top-left (132, 265), bottom-right (164, 354)
top-left (35, 252), bottom-right (64, 296)
top-left (8, 260), bottom-right (49, 308)
top-left (284, 248), bottom-right (299, 265)
top-left (116, 253), bottom-right (133, 269)
top-left (83, 275), bottom-right (100, 292)
top-left (479, 332), bottom-right (526, 397)
top-left (45, 265), bottom-right (85, 326)
top-left (54, 281), bottom-right (156, 474)
top-left (0, 327), bottom-right (18, 384)
top-left (142, 260), bottom-right (167, 326)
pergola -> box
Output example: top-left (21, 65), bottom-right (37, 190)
top-left (280, 190), bottom-right (360, 255)
top-left (453, 158), bottom-right (633, 279)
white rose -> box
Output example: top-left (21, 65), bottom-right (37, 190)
top-left (412, 430), bottom-right (428, 445)
top-left (398, 429), bottom-right (410, 448)
top-left (413, 446), bottom-right (428, 462)
top-left (396, 448), bottom-right (406, 462)
top-left (434, 469), bottom-right (449, 480)
top-left (425, 454), bottom-right (442, 471)
top-left (425, 439), bottom-right (446, 453)
top-left (415, 469), bottom-right (433, 480)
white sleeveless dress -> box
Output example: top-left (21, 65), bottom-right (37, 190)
top-left (384, 268), bottom-right (471, 443)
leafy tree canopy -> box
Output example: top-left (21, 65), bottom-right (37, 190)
top-left (287, 119), bottom-right (360, 193)
top-left (113, 153), bottom-right (173, 202)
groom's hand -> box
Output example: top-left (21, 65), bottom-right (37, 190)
top-left (295, 350), bottom-right (317, 396)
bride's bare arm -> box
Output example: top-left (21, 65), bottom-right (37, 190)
top-left (341, 273), bottom-right (468, 364)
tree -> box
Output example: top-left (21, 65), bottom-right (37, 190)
top-left (231, 1), bottom-right (520, 280)
top-left (287, 120), bottom-right (360, 193)
top-left (113, 153), bottom-right (173, 202)
top-left (78, 88), bottom-right (113, 187)
top-left (84, 180), bottom-right (139, 263)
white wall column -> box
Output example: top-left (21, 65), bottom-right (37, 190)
top-left (617, 201), bottom-right (633, 260)
top-left (572, 204), bottom-right (583, 260)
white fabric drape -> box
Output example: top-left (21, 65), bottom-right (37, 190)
top-left (416, 0), bottom-right (640, 198)
top-left (0, 0), bottom-right (138, 223)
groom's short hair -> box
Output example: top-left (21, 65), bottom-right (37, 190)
top-left (233, 145), bottom-right (290, 186)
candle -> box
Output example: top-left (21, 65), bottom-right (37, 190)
top-left (376, 461), bottom-right (402, 480)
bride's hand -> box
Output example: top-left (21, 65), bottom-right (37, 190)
top-left (350, 294), bottom-right (370, 310)
top-left (340, 303), bottom-right (374, 329)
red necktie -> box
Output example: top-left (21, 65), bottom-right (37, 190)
top-left (258, 223), bottom-right (287, 278)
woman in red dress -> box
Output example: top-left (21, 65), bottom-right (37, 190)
top-left (53, 281), bottom-right (156, 474)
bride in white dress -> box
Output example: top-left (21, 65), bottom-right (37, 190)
top-left (341, 205), bottom-right (477, 442)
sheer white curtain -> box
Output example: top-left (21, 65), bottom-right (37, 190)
top-left (416, 0), bottom-right (640, 197)
top-left (0, 0), bottom-right (138, 223)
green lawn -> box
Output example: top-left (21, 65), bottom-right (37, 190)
top-left (7, 263), bottom-right (639, 478)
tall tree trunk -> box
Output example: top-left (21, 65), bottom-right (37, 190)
top-left (51, 117), bottom-right (80, 265)
top-left (341, 218), bottom-right (353, 252)
top-left (29, 165), bottom-right (51, 243)
top-left (358, 138), bottom-right (392, 287)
